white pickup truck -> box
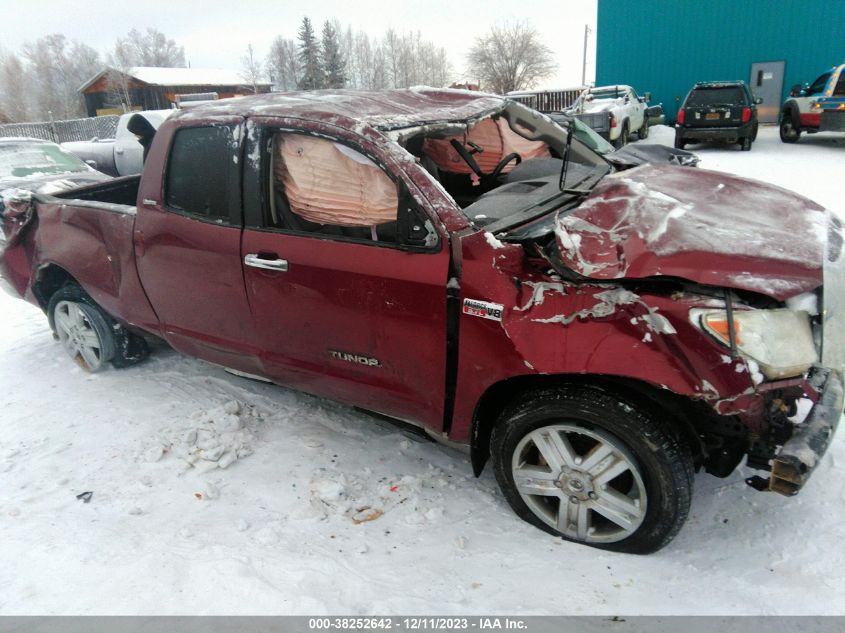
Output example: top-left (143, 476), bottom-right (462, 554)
top-left (61, 110), bottom-right (173, 177)
top-left (568, 85), bottom-right (650, 148)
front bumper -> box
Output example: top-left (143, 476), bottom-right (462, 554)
top-left (768, 367), bottom-right (843, 496)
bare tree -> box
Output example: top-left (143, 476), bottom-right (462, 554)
top-left (106, 37), bottom-right (136, 111)
top-left (467, 21), bottom-right (556, 94)
top-left (22, 34), bottom-right (100, 119)
top-left (266, 37), bottom-right (300, 91)
top-left (128, 28), bottom-right (186, 67)
top-left (0, 50), bottom-right (32, 122)
top-left (240, 44), bottom-right (262, 94)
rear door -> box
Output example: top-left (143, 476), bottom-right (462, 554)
top-left (240, 119), bottom-right (451, 430)
top-left (134, 118), bottom-right (264, 375)
top-left (749, 61), bottom-right (784, 123)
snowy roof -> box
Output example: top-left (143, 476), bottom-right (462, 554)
top-left (79, 67), bottom-right (272, 92)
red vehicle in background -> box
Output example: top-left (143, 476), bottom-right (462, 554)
top-left (1, 89), bottom-right (842, 553)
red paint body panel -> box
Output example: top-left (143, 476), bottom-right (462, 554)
top-left (242, 229), bottom-right (450, 427)
top-left (555, 164), bottom-right (825, 300)
top-left (0, 90), bottom-right (830, 452)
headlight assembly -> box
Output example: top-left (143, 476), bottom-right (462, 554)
top-left (690, 308), bottom-right (818, 380)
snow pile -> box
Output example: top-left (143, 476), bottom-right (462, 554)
top-left (144, 400), bottom-right (261, 471)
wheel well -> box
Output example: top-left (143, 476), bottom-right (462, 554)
top-left (469, 374), bottom-right (706, 476)
top-left (31, 264), bottom-right (77, 312)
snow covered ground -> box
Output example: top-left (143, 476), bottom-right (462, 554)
top-left (1, 125), bottom-right (845, 615)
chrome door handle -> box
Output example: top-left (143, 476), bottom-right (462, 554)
top-left (244, 253), bottom-right (288, 272)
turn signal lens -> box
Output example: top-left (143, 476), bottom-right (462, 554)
top-left (702, 314), bottom-right (742, 345)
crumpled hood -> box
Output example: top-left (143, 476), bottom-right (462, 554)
top-left (555, 164), bottom-right (829, 300)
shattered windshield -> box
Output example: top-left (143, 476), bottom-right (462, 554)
top-left (400, 101), bottom-right (609, 230)
top-left (0, 142), bottom-right (89, 180)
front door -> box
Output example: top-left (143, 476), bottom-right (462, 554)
top-left (750, 60), bottom-right (784, 123)
top-left (240, 123), bottom-right (451, 431)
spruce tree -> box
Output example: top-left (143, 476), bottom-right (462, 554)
top-left (321, 21), bottom-right (347, 89)
top-left (297, 17), bottom-right (323, 90)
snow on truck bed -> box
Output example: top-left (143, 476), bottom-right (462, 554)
top-left (1, 126), bottom-right (845, 615)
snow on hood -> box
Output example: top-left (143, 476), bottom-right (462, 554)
top-left (555, 164), bottom-right (828, 300)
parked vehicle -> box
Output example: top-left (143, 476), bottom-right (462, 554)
top-left (61, 110), bottom-right (173, 177)
top-left (1, 89), bottom-right (842, 554)
top-left (567, 85), bottom-right (650, 148)
top-left (675, 81), bottom-right (761, 151)
top-left (0, 137), bottom-right (111, 215)
top-left (547, 112), bottom-right (700, 168)
top-left (780, 63), bottom-right (845, 143)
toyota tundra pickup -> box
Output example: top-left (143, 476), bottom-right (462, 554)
top-left (1, 89), bottom-right (842, 554)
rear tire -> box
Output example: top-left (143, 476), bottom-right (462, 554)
top-left (740, 136), bottom-right (752, 151)
top-left (614, 122), bottom-right (629, 149)
top-left (48, 284), bottom-right (148, 372)
top-left (490, 385), bottom-right (693, 554)
top-left (674, 131), bottom-right (686, 149)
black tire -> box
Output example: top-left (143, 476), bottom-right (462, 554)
top-left (638, 117), bottom-right (649, 140)
top-left (780, 111), bottom-right (800, 143)
top-left (673, 131), bottom-right (686, 150)
top-left (614, 122), bottom-right (629, 149)
top-left (490, 385), bottom-right (693, 554)
top-left (740, 136), bottom-right (752, 151)
top-left (47, 284), bottom-right (148, 371)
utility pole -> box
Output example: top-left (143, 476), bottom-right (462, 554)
top-left (581, 24), bottom-right (591, 87)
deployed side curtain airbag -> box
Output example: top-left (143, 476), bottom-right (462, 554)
top-left (274, 134), bottom-right (398, 226)
top-left (422, 117), bottom-right (550, 175)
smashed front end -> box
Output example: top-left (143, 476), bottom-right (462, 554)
top-left (497, 164), bottom-right (844, 495)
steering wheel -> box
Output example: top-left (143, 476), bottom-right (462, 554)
top-left (491, 152), bottom-right (522, 180)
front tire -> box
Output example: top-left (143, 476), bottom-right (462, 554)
top-left (638, 118), bottom-right (649, 140)
top-left (780, 112), bottom-right (800, 143)
top-left (490, 385), bottom-right (693, 554)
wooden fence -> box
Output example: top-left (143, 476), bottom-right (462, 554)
top-left (0, 115), bottom-right (119, 143)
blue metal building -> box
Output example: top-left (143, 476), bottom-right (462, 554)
top-left (596, 0), bottom-right (845, 123)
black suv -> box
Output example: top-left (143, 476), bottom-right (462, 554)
top-left (674, 81), bottom-right (761, 151)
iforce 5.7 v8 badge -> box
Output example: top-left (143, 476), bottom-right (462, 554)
top-left (462, 298), bottom-right (504, 321)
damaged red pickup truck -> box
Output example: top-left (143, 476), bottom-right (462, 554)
top-left (1, 89), bottom-right (842, 553)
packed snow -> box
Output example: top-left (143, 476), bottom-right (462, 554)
top-left (1, 124), bottom-right (845, 615)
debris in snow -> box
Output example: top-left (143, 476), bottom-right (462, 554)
top-left (148, 401), bottom-right (260, 472)
top-left (455, 536), bottom-right (467, 550)
top-left (76, 491), bottom-right (93, 503)
top-left (128, 507), bottom-right (143, 516)
top-left (352, 507), bottom-right (383, 524)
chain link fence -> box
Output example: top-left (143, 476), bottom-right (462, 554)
top-left (0, 115), bottom-right (119, 143)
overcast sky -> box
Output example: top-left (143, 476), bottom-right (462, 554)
top-left (0, 0), bottom-right (598, 89)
